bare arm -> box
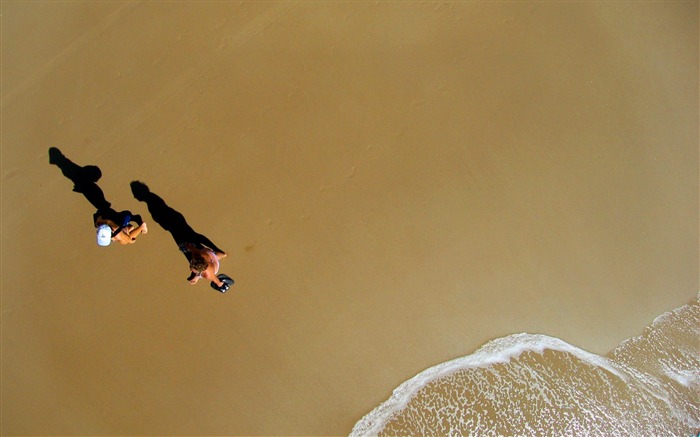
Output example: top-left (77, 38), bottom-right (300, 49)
top-left (126, 223), bottom-right (147, 240)
top-left (201, 269), bottom-right (223, 287)
top-left (188, 271), bottom-right (201, 284)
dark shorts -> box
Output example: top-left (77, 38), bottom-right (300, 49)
top-left (94, 209), bottom-right (142, 228)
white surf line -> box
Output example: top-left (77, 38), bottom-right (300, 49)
top-left (353, 296), bottom-right (700, 437)
top-left (350, 333), bottom-right (634, 437)
top-left (1, 1), bottom-right (144, 110)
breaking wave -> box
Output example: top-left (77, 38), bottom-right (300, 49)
top-left (351, 293), bottom-right (699, 436)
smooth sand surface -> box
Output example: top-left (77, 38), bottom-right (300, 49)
top-left (2, 2), bottom-right (697, 435)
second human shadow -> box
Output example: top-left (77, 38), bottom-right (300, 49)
top-left (130, 181), bottom-right (233, 293)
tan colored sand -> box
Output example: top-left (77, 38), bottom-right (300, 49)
top-left (2, 1), bottom-right (697, 435)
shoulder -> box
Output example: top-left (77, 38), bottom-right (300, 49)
top-left (96, 218), bottom-right (118, 229)
top-left (199, 248), bottom-right (215, 258)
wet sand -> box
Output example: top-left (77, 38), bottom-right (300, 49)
top-left (2, 2), bottom-right (697, 435)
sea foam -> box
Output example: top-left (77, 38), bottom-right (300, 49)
top-left (351, 292), bottom-right (699, 436)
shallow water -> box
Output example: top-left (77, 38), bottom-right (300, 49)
top-left (352, 293), bottom-right (699, 436)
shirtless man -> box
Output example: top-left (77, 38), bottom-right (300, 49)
top-left (182, 243), bottom-right (229, 291)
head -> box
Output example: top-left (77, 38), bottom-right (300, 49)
top-left (82, 165), bottom-right (102, 183)
top-left (190, 256), bottom-right (208, 274)
top-left (96, 224), bottom-right (112, 247)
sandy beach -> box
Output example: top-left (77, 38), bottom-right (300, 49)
top-left (2, 2), bottom-right (697, 435)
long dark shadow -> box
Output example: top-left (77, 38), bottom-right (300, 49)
top-left (130, 181), bottom-right (233, 292)
top-left (49, 147), bottom-right (145, 246)
top-left (48, 146), bottom-right (111, 210)
top-left (130, 181), bottom-right (225, 253)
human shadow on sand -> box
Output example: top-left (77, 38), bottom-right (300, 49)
top-left (49, 146), bottom-right (111, 210)
top-left (49, 147), bottom-right (146, 245)
top-left (130, 181), bottom-right (233, 292)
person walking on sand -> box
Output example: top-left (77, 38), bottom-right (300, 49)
top-left (49, 147), bottom-right (148, 247)
top-left (94, 208), bottom-right (148, 246)
top-left (180, 242), bottom-right (232, 292)
top-left (130, 180), bottom-right (234, 293)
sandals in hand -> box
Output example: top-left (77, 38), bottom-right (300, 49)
top-left (210, 274), bottom-right (234, 293)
